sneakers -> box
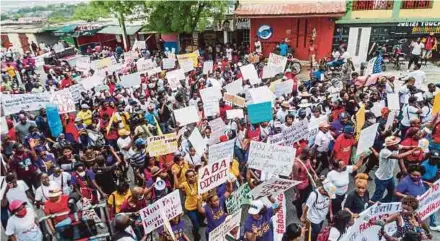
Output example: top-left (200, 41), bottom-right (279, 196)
top-left (429, 225), bottom-right (440, 231)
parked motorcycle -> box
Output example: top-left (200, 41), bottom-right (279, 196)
top-left (286, 53), bottom-right (302, 74)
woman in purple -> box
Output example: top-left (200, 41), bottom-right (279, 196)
top-left (244, 198), bottom-right (280, 241)
top-left (197, 191), bottom-right (231, 240)
top-left (158, 215), bottom-right (190, 241)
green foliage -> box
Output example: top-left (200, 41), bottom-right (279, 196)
top-left (146, 1), bottom-right (233, 34)
top-left (72, 3), bottom-right (110, 22)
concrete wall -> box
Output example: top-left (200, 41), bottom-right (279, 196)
top-left (7, 33), bottom-right (22, 53)
top-left (399, 1), bottom-right (440, 18)
top-left (351, 10), bottom-right (393, 19)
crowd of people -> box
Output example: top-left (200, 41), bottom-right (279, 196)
top-left (1, 35), bottom-right (439, 241)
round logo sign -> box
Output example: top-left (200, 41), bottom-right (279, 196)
top-left (257, 25), bottom-right (273, 40)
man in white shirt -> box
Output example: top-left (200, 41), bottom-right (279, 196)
top-left (314, 122), bottom-right (334, 173)
top-left (1, 174), bottom-right (34, 206)
top-left (254, 36), bottom-right (262, 54)
top-left (401, 63), bottom-right (426, 89)
top-left (35, 173), bottom-right (60, 206)
top-left (49, 167), bottom-right (72, 195)
top-left (408, 38), bottom-right (424, 70)
top-left (117, 129), bottom-right (132, 160)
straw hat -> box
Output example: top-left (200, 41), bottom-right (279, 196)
top-left (384, 136), bottom-right (401, 147)
top-left (281, 101), bottom-right (290, 108)
top-left (48, 187), bottom-right (62, 198)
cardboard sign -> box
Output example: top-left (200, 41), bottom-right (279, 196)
top-left (91, 57), bottom-right (112, 72)
top-left (268, 133), bottom-right (284, 145)
top-left (248, 141), bottom-right (295, 176)
top-left (385, 110), bottom-right (396, 130)
top-left (147, 133), bottom-right (178, 156)
top-left (68, 84), bottom-right (86, 103)
top-left (204, 99), bottom-right (220, 117)
top-left (356, 123), bottom-right (379, 155)
top-left (166, 69), bottom-right (185, 91)
top-left (209, 139), bottom-right (235, 164)
top-left (119, 72), bottom-right (141, 88)
top-left (268, 53), bottom-right (287, 74)
top-left (137, 58), bottom-right (156, 72)
top-left (387, 93), bottom-right (400, 110)
top-left (200, 87), bottom-right (222, 101)
top-left (226, 109), bottom-right (244, 119)
top-left (177, 51), bottom-right (198, 67)
top-left (282, 119), bottom-right (309, 146)
top-left (174, 106), bottom-right (200, 126)
top-left (223, 93), bottom-right (245, 107)
top-left (189, 128), bottom-right (207, 155)
top-left (81, 75), bottom-right (103, 90)
top-left (262, 65), bottom-right (277, 79)
top-left (162, 58), bottom-right (176, 70)
top-left (209, 118), bottom-right (227, 145)
top-left (203, 61), bottom-right (214, 75)
top-left (140, 190), bottom-right (183, 234)
top-left (51, 89), bottom-right (76, 114)
top-left (249, 178), bottom-right (301, 199)
top-left (209, 209), bottom-right (242, 241)
top-left (224, 79), bottom-right (243, 95)
top-left (240, 64), bottom-right (260, 85)
top-left (179, 60), bottom-right (194, 73)
top-left (248, 86), bottom-right (276, 106)
top-left (225, 183), bottom-right (251, 214)
top-left (198, 159), bottom-right (230, 194)
top-left (274, 80), bottom-right (294, 97)
top-left (75, 56), bottom-right (91, 71)
top-left (247, 101), bottom-right (272, 124)
top-left (2, 93), bottom-right (51, 115)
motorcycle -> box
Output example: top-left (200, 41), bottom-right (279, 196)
top-left (286, 53), bottom-right (302, 74)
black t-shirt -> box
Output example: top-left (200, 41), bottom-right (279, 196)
top-left (95, 165), bottom-right (117, 194)
top-left (344, 190), bottom-right (369, 214)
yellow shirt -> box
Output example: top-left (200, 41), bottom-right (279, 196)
top-left (110, 112), bottom-right (131, 131)
top-left (6, 66), bottom-right (16, 78)
top-left (229, 159), bottom-right (240, 178)
top-left (179, 181), bottom-right (198, 211)
top-left (107, 189), bottom-right (132, 213)
top-left (172, 161), bottom-right (190, 186)
top-left (77, 110), bottom-right (93, 126)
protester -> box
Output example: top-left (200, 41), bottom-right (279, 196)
top-left (5, 200), bottom-right (43, 241)
top-left (244, 198), bottom-right (280, 241)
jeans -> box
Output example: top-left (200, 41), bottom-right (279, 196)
top-left (372, 177), bottom-right (395, 202)
top-left (234, 146), bottom-right (247, 164)
top-left (1, 206), bottom-right (8, 230)
top-left (160, 122), bottom-right (171, 134)
top-left (187, 209), bottom-right (201, 240)
top-left (310, 221), bottom-right (323, 241)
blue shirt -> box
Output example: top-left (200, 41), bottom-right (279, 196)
top-left (144, 110), bottom-right (158, 125)
top-left (421, 160), bottom-right (438, 181)
top-left (280, 43), bottom-right (288, 56)
top-left (395, 175), bottom-right (426, 197)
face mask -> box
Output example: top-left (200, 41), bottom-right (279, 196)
top-left (368, 118), bottom-right (376, 123)
top-left (78, 171), bottom-right (86, 177)
top-left (410, 176), bottom-right (420, 182)
top-left (339, 167), bottom-right (347, 172)
top-left (16, 208), bottom-right (27, 217)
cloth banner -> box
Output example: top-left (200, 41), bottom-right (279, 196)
top-left (2, 93), bottom-right (50, 115)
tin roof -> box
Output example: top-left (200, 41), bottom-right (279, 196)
top-left (234, 1), bottom-right (346, 18)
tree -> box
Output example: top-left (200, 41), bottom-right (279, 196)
top-left (72, 3), bottom-right (110, 22)
top-left (91, 0), bottom-right (146, 50)
top-left (146, 1), bottom-right (232, 34)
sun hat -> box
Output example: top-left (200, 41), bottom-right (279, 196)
top-left (248, 199), bottom-right (264, 215)
top-left (281, 101), bottom-right (290, 108)
top-left (9, 200), bottom-right (26, 212)
top-left (384, 136), bottom-right (401, 147)
top-left (118, 129), bottom-right (131, 136)
top-left (48, 187), bottom-right (62, 198)
top-left (319, 122), bottom-right (330, 128)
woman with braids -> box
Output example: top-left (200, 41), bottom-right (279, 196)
top-left (370, 196), bottom-right (432, 240)
top-left (328, 210), bottom-right (352, 241)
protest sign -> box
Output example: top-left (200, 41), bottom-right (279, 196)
top-left (226, 109), bottom-right (244, 119)
top-left (282, 119), bottom-right (309, 146)
top-left (224, 79), bottom-right (243, 95)
top-left (203, 60), bottom-right (214, 75)
top-left (179, 60), bottom-right (194, 73)
top-left (140, 190), bottom-right (183, 234)
top-left (162, 58), bottom-right (176, 70)
top-left (189, 128), bottom-right (207, 155)
top-left (385, 110), bottom-right (396, 130)
top-left (417, 179), bottom-right (440, 220)
top-left (365, 57), bottom-right (377, 76)
top-left (177, 51), bottom-right (198, 67)
top-left (268, 133), bottom-right (284, 145)
top-left (248, 86), bottom-right (276, 106)
top-left (68, 84), bottom-right (86, 102)
top-left (200, 87), bottom-right (222, 101)
top-left (240, 64), bottom-right (260, 85)
top-left (124, 51), bottom-right (138, 64)
top-left (209, 139), bottom-right (235, 164)
top-left (51, 89), bottom-right (76, 114)
top-left (370, 102), bottom-right (384, 117)
top-left (225, 183), bottom-right (251, 214)
top-left (249, 178), bottom-right (301, 199)
top-left (355, 104), bottom-right (366, 138)
top-left (2, 93), bottom-right (51, 115)
top-left (223, 93), bottom-right (245, 107)
top-left (340, 202), bottom-right (400, 241)
top-left (119, 72), bottom-right (141, 88)
top-left (75, 56), bottom-right (91, 71)
top-left (274, 80), bottom-right (294, 97)
top-left (160, 209), bottom-right (177, 241)
top-left (146, 67), bottom-right (162, 77)
top-left (208, 78), bottom-right (221, 88)
top-left (198, 159), bottom-right (230, 194)
top-left (209, 118), bottom-right (227, 145)
top-left (174, 106), bottom-right (200, 126)
top-left (0, 117), bottom-right (7, 134)
top-left (132, 40), bottom-right (146, 50)
top-left (433, 93), bottom-right (440, 116)
top-left (262, 65), bottom-right (277, 79)
top-left (268, 53), bottom-right (288, 74)
top-left (166, 69), bottom-right (185, 91)
top-left (209, 209), bottom-right (242, 241)
top-left (269, 79), bottom-right (283, 92)
top-left (137, 58), bottom-right (156, 72)
top-left (273, 193), bottom-right (286, 241)
top-left (204, 99), bottom-right (220, 117)
top-left (81, 75), bottom-right (103, 90)
top-left (200, 87), bottom-right (222, 117)
top-left (81, 198), bottom-right (102, 223)
top-left (356, 123), bottom-right (379, 155)
top-left (387, 93), bottom-right (400, 110)
top-left (147, 133), bottom-right (178, 156)
top-left (248, 141), bottom-right (295, 176)
top-left (91, 57), bottom-right (112, 72)
top-left (248, 101), bottom-right (272, 124)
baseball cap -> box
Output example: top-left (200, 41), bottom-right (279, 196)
top-left (431, 150), bottom-right (440, 159)
top-left (248, 199), bottom-right (264, 215)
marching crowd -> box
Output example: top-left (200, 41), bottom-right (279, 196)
top-left (1, 37), bottom-right (440, 241)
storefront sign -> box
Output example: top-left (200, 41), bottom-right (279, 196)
top-left (236, 18), bottom-right (250, 30)
top-left (397, 21), bottom-right (440, 27)
top-left (257, 25), bottom-right (273, 40)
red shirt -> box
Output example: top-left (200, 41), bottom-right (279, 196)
top-left (247, 126), bottom-right (260, 141)
top-left (9, 151), bottom-right (37, 179)
top-left (99, 107), bottom-right (115, 119)
top-left (44, 195), bottom-right (70, 224)
top-left (433, 123), bottom-right (440, 143)
top-left (333, 134), bottom-right (355, 165)
top-left (293, 158), bottom-right (313, 190)
top-left (401, 137), bottom-right (424, 163)
top-left (60, 78), bottom-right (73, 89)
top-left (119, 199), bottom-right (147, 213)
top-left (219, 105), bottom-right (232, 120)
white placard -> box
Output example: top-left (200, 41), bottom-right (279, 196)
top-left (137, 58), bottom-right (156, 72)
top-left (51, 89), bottom-right (76, 114)
top-left (146, 67), bottom-right (162, 77)
top-left (209, 139), bottom-right (235, 164)
top-left (68, 84), bottom-right (86, 103)
top-left (180, 60), bottom-right (194, 73)
top-left (224, 79), bottom-right (243, 95)
top-left (248, 86), bottom-right (275, 106)
top-left (282, 119), bottom-right (309, 146)
top-left (226, 109), bottom-right (244, 119)
top-left (385, 110), bottom-right (396, 130)
top-left (268, 53), bottom-right (287, 74)
top-left (198, 159), bottom-right (230, 194)
top-left (75, 56), bottom-right (91, 71)
top-left (166, 69), bottom-right (185, 91)
top-left (209, 209), bottom-right (242, 241)
top-left (162, 58), bottom-right (176, 70)
top-left (268, 133), bottom-right (284, 145)
top-left (1, 117), bottom-right (8, 134)
top-left (356, 123), bottom-right (379, 155)
top-left (119, 72), bottom-right (141, 88)
top-left (200, 87), bottom-right (222, 102)
top-left (248, 141), bottom-right (295, 176)
top-left (249, 178), bottom-right (301, 199)
top-left (189, 128), bottom-right (207, 155)
top-left (387, 93), bottom-right (400, 110)
top-left (209, 118), bottom-right (227, 145)
top-left (262, 65), bottom-right (277, 79)
top-left (273, 193), bottom-right (286, 241)
top-left (240, 64), bottom-right (260, 85)
top-left (81, 75), bottom-right (103, 90)
top-left (204, 99), bottom-right (220, 117)
top-left (274, 80), bottom-right (294, 97)
top-left (203, 61), bottom-right (214, 75)
top-left (173, 106), bottom-right (200, 126)
top-left (1, 93), bottom-right (50, 115)
top-left (132, 39), bottom-right (146, 50)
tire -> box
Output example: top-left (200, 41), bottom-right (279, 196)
top-left (292, 61), bottom-right (302, 74)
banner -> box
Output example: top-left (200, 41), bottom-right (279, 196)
top-left (273, 193), bottom-right (286, 241)
top-left (268, 53), bottom-right (287, 74)
top-left (240, 64), bottom-right (260, 85)
top-left (162, 58), bottom-right (176, 70)
top-left (2, 93), bottom-right (50, 115)
top-left (356, 123), bottom-right (379, 155)
top-left (282, 119), bottom-right (309, 146)
top-left (198, 159), bottom-right (230, 194)
top-left (188, 128), bottom-right (207, 155)
top-left (209, 139), bottom-right (235, 164)
top-left (248, 101), bottom-right (272, 124)
top-left (274, 80), bottom-right (294, 97)
top-left (75, 56), bottom-right (91, 71)
top-left (179, 60), bottom-right (194, 73)
top-left (223, 93), bottom-right (245, 107)
top-left (140, 190), bottom-right (183, 234)
top-left (203, 61), bottom-right (214, 75)
top-left (209, 118), bottom-right (227, 145)
top-left (224, 79), bottom-right (243, 95)
top-left (249, 178), bottom-right (301, 199)
top-left (226, 109), bottom-right (244, 119)
top-left (248, 141), bottom-right (295, 176)
top-left (120, 72), bottom-right (141, 88)
top-left (137, 58), bottom-right (156, 72)
top-left (174, 106), bottom-right (200, 126)
top-left (51, 89), bottom-right (76, 114)
top-left (81, 75), bottom-right (103, 90)
top-left (209, 209), bottom-right (242, 241)
top-left (147, 133), bottom-right (178, 156)
top-left (225, 183), bottom-right (251, 214)
top-left (177, 51), bottom-right (199, 67)
top-left (417, 179), bottom-right (440, 220)
top-left (68, 84), bottom-right (86, 103)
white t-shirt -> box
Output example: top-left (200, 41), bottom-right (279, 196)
top-left (4, 180), bottom-right (30, 204)
top-left (329, 227), bottom-right (347, 241)
top-left (326, 166), bottom-right (353, 195)
top-left (315, 131), bottom-right (334, 152)
top-left (411, 42), bottom-right (424, 55)
top-left (117, 137), bottom-right (132, 160)
top-left (35, 181), bottom-right (60, 203)
top-left (407, 70), bottom-right (426, 89)
top-left (226, 48), bottom-right (233, 60)
top-left (49, 172), bottom-right (72, 195)
top-left (306, 190), bottom-right (330, 224)
top-left (376, 148), bottom-right (398, 180)
top-left (401, 105), bottom-right (419, 126)
top-left (5, 208), bottom-right (43, 241)
top-left (255, 41), bottom-right (262, 53)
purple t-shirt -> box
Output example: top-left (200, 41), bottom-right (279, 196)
top-left (205, 196), bottom-right (227, 232)
top-left (395, 176), bottom-right (426, 197)
top-left (71, 169), bottom-right (95, 185)
top-left (244, 207), bottom-right (274, 241)
top-left (36, 153), bottom-right (57, 174)
top-left (158, 220), bottom-right (185, 241)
